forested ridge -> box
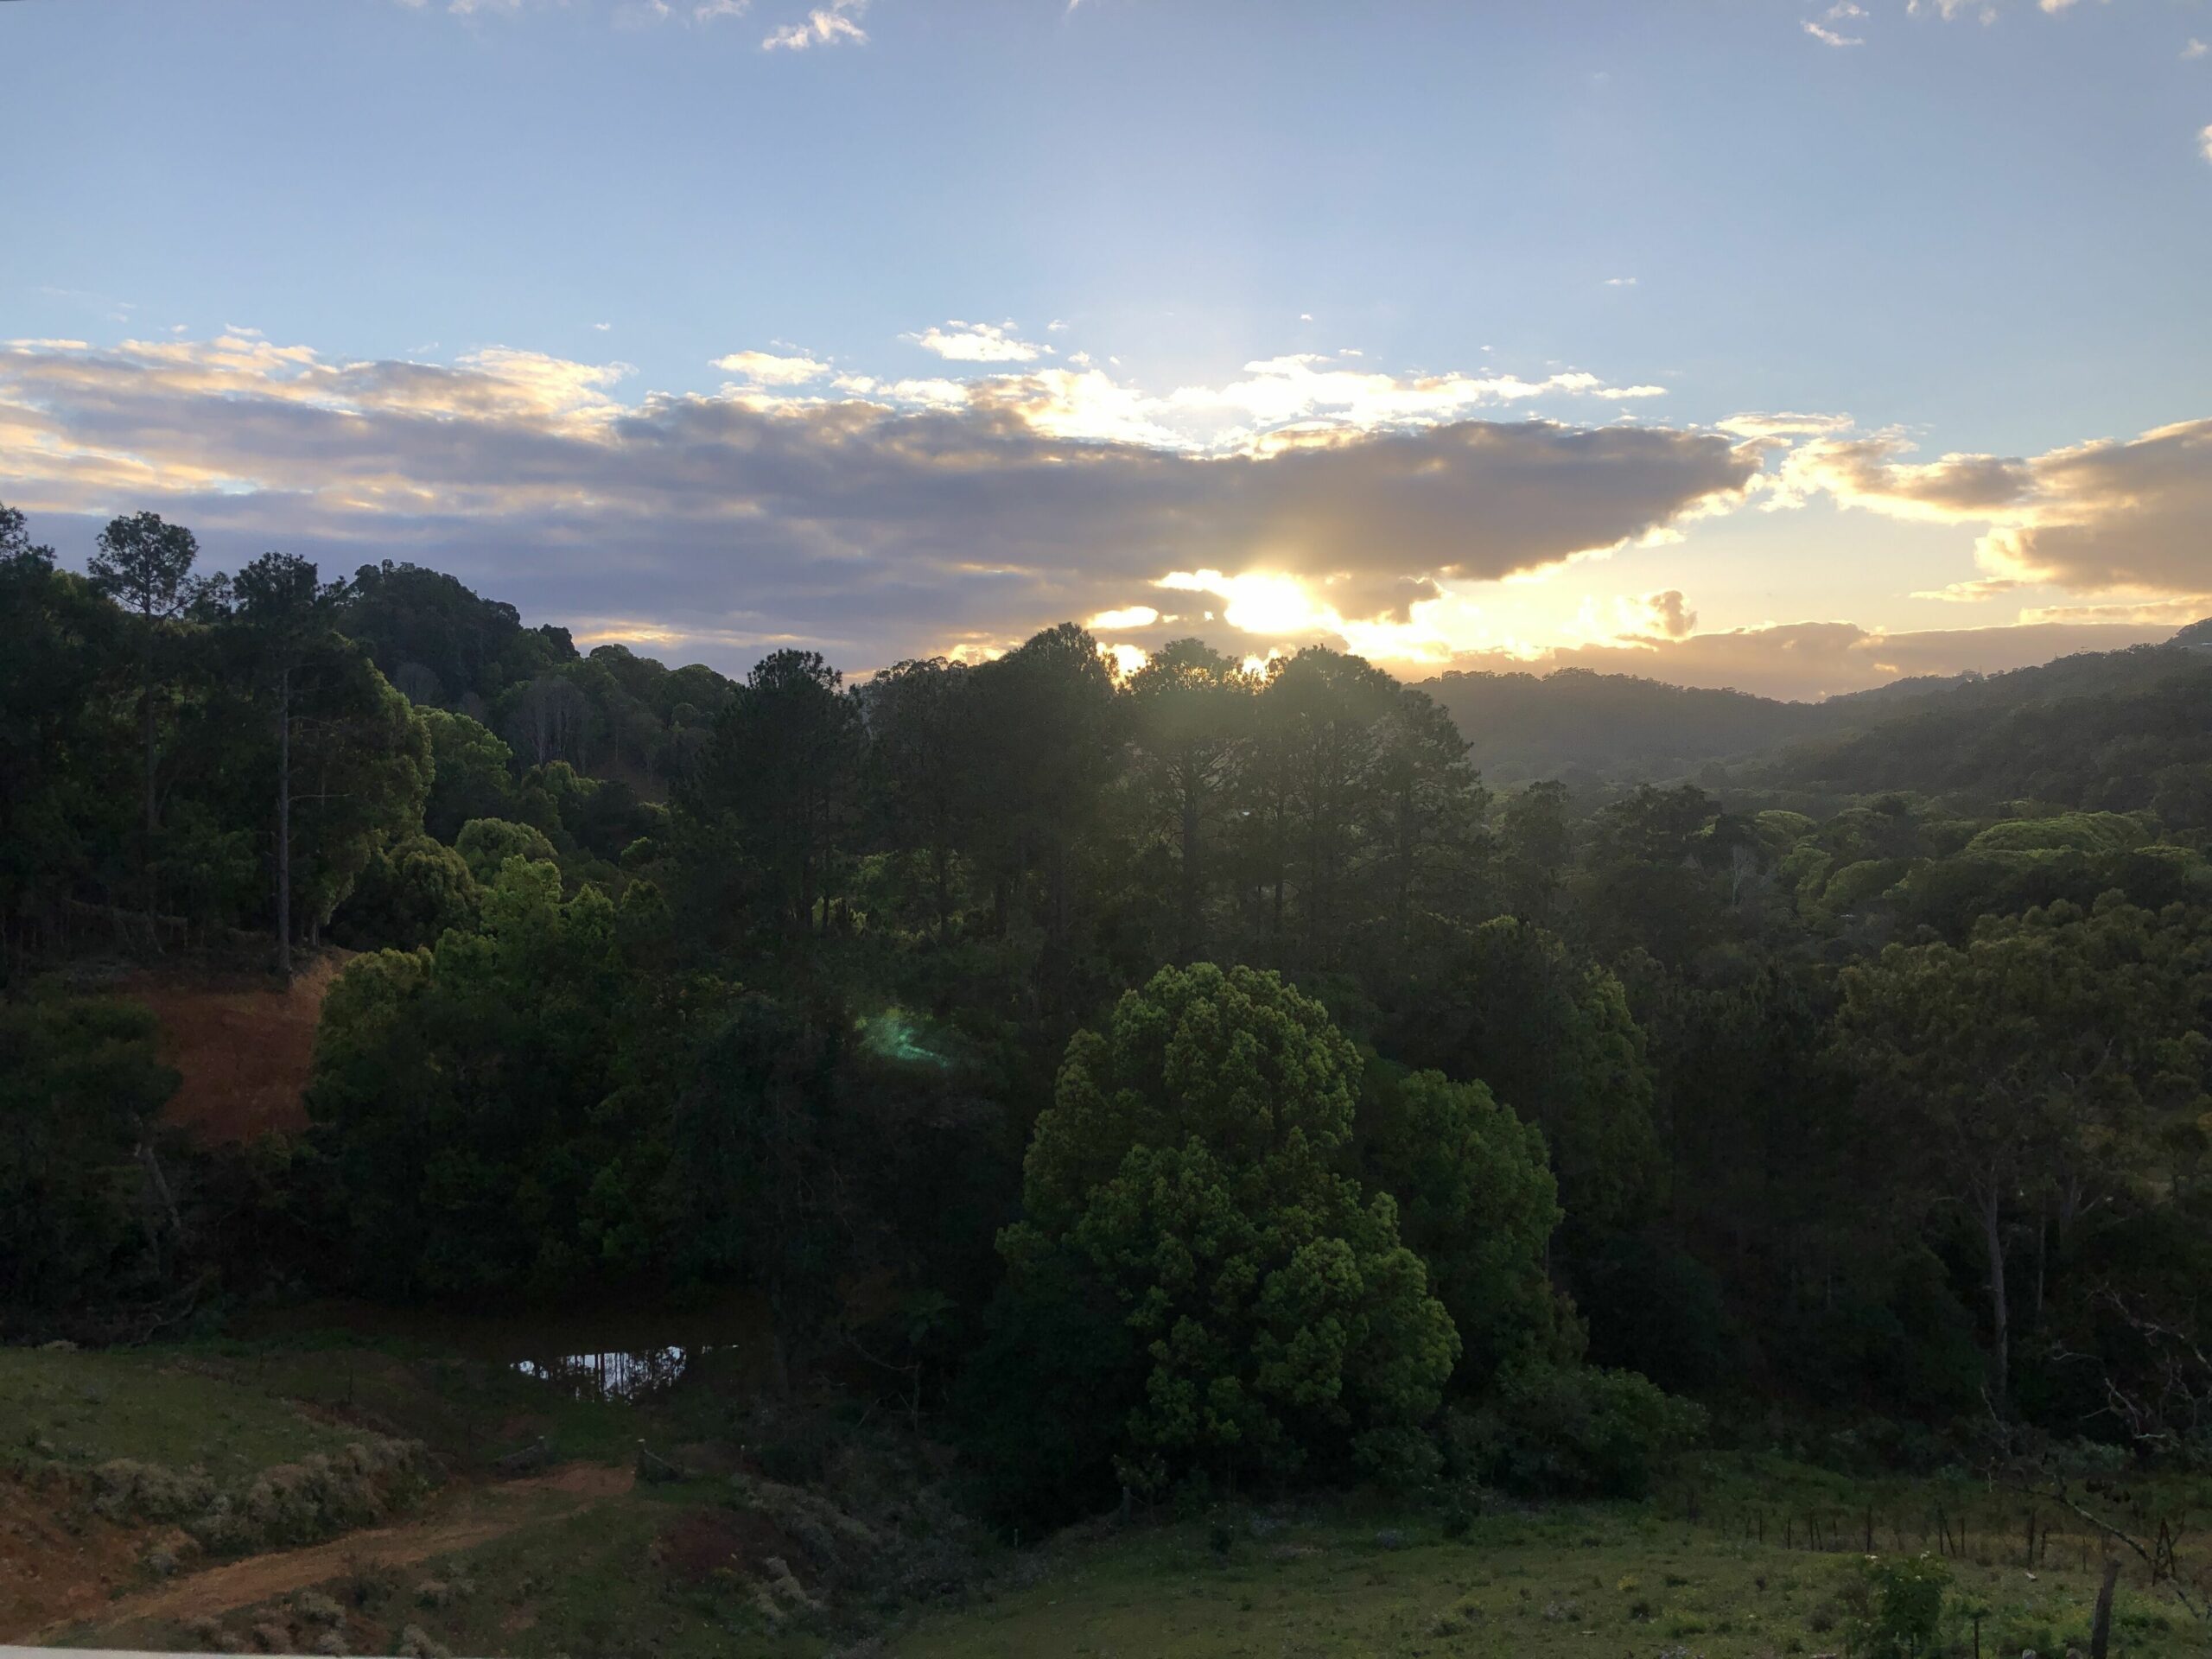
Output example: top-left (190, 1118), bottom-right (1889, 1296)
top-left (6, 500), bottom-right (2211, 1534)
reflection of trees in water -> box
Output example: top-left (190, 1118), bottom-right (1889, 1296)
top-left (514, 1345), bottom-right (709, 1401)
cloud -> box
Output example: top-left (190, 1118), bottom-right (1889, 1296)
top-left (1716, 410), bottom-right (1853, 439)
top-left (1790, 420), bottom-right (2212, 596)
top-left (712, 348), bottom-right (830, 385)
top-left (2201, 123), bottom-right (2212, 164)
top-left (1909, 0), bottom-right (1996, 23)
top-left (763, 0), bottom-right (866, 50)
top-left (1803, 3), bottom-right (1866, 48)
top-left (2185, 38), bottom-right (2208, 60)
top-left (1912, 577), bottom-right (2022, 601)
top-left (1637, 589), bottom-right (1698, 639)
top-left (2018, 596), bottom-right (2212, 626)
top-left (0, 333), bottom-right (1755, 674)
top-left (695, 0), bottom-right (748, 17)
top-left (1604, 276), bottom-right (1639, 287)
top-left (1089, 605), bottom-right (1160, 630)
top-left (907, 321), bottom-right (1043, 364)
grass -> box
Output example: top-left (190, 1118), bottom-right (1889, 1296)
top-left (887, 1490), bottom-right (2209, 1659)
top-left (0, 1344), bottom-right (372, 1487)
top-left (14, 1339), bottom-right (2210, 1658)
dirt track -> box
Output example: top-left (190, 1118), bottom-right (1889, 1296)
top-left (22, 1465), bottom-right (632, 1642)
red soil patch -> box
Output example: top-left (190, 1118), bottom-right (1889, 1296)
top-left (0, 1472), bottom-right (155, 1638)
top-left (124, 952), bottom-right (349, 1142)
top-left (653, 1505), bottom-right (810, 1586)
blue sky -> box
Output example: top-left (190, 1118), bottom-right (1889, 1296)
top-left (4, 0), bottom-right (2209, 696)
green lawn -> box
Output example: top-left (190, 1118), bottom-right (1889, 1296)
top-left (0, 1345), bottom-right (372, 1489)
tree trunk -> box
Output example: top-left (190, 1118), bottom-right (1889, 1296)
top-left (275, 663), bottom-right (293, 984)
top-left (1179, 781), bottom-right (1200, 963)
top-left (1980, 1182), bottom-right (2010, 1419)
top-left (141, 658), bottom-right (159, 835)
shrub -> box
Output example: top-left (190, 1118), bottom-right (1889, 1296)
top-left (1844, 1553), bottom-right (1949, 1659)
top-left (1458, 1361), bottom-right (1706, 1497)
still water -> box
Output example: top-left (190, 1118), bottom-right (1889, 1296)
top-left (233, 1292), bottom-right (777, 1402)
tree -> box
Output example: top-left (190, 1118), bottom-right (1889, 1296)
top-left (87, 512), bottom-right (207, 841)
top-left (687, 650), bottom-right (863, 936)
top-left (1371, 682), bottom-right (1488, 944)
top-left (1254, 646), bottom-right (1399, 966)
top-left (0, 505), bottom-right (129, 971)
top-left (1835, 899), bottom-right (2211, 1418)
top-left (420, 709), bottom-right (517, 842)
top-left (1393, 918), bottom-right (1664, 1254)
top-left (307, 860), bottom-right (637, 1296)
top-left (1361, 1069), bottom-right (1575, 1390)
top-left (231, 552), bottom-right (345, 980)
top-left (967, 624), bottom-right (1122, 988)
top-left (454, 817), bottom-right (560, 886)
top-left (857, 657), bottom-right (975, 940)
top-left (0, 997), bottom-right (180, 1319)
top-left (663, 993), bottom-right (853, 1395)
top-left (1127, 640), bottom-right (1252, 963)
top-left (995, 963), bottom-right (1459, 1497)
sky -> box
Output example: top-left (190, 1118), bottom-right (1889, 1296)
top-left (3, 0), bottom-right (2209, 700)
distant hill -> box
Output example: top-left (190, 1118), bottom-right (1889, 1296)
top-left (1750, 636), bottom-right (2212, 810)
top-left (1419, 666), bottom-right (1845, 787)
top-left (1421, 621), bottom-right (2212, 794)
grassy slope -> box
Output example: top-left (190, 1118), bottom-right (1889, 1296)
top-left (0, 1347), bottom-right (372, 1487)
top-left (16, 1344), bottom-right (2210, 1658)
top-left (893, 1490), bottom-right (2202, 1659)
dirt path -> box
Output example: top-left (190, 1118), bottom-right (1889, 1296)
top-left (25, 1465), bottom-right (632, 1641)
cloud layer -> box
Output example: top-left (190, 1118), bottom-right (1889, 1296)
top-left (3, 329), bottom-right (2203, 698)
top-left (0, 332), bottom-right (1753, 671)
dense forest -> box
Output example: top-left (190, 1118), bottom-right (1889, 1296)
top-left (6, 500), bottom-right (2210, 1531)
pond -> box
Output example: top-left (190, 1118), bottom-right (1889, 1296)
top-left (231, 1291), bottom-right (779, 1402)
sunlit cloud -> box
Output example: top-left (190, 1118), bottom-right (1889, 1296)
top-left (1787, 419), bottom-right (2212, 597)
top-left (1912, 577), bottom-right (2023, 602)
top-left (1089, 605), bottom-right (1161, 630)
top-left (0, 331), bottom-right (1754, 676)
top-left (712, 348), bottom-right (830, 385)
top-left (907, 321), bottom-right (1043, 363)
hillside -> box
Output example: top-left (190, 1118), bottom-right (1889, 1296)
top-left (1751, 639), bottom-right (2212, 809)
top-left (1422, 624), bottom-right (2212, 793)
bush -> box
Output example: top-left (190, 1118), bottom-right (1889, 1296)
top-left (1844, 1553), bottom-right (1949, 1659)
top-left (1456, 1361), bottom-right (1706, 1497)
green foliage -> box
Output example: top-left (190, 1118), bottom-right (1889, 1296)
top-left (419, 709), bottom-right (517, 842)
top-left (1360, 1068), bottom-right (1575, 1390)
top-left (1456, 1360), bottom-right (1706, 1498)
top-left (454, 817), bottom-right (561, 887)
top-left (1844, 1552), bottom-right (1951, 1659)
top-left (1395, 918), bottom-right (1664, 1247)
top-left (1968, 810), bottom-right (2148, 856)
top-left (0, 997), bottom-right (180, 1314)
top-left (333, 834), bottom-right (481, 950)
top-left (307, 861), bottom-right (640, 1295)
top-left (992, 964), bottom-right (1458, 1504)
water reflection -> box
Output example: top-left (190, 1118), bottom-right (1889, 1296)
top-left (513, 1344), bottom-right (715, 1402)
